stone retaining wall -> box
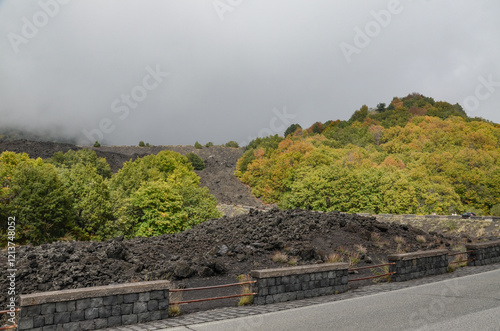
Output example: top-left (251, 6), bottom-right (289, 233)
top-left (367, 213), bottom-right (500, 222)
top-left (251, 263), bottom-right (349, 305)
top-left (18, 280), bottom-right (170, 331)
top-left (388, 249), bottom-right (448, 282)
top-left (466, 240), bottom-right (500, 266)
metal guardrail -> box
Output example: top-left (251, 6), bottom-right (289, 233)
top-left (448, 251), bottom-right (474, 265)
top-left (348, 263), bottom-right (396, 282)
top-left (169, 281), bottom-right (257, 306)
top-left (0, 308), bottom-right (19, 330)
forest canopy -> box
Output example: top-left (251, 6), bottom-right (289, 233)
top-left (236, 93), bottom-right (500, 216)
top-left (0, 149), bottom-right (220, 245)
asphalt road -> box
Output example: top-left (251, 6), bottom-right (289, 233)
top-left (165, 269), bottom-right (500, 331)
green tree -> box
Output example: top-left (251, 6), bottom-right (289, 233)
top-left (284, 124), bottom-right (302, 137)
top-left (94, 141), bottom-right (101, 147)
top-left (225, 141), bottom-right (239, 148)
top-left (49, 149), bottom-right (112, 179)
top-left (139, 141), bottom-right (145, 147)
top-left (186, 153), bottom-right (205, 170)
top-left (194, 141), bottom-right (203, 149)
top-left (377, 103), bottom-right (386, 112)
top-left (0, 153), bottom-right (76, 245)
top-left (59, 163), bottom-right (114, 240)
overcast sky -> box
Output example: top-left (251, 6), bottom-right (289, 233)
top-left (1, 0), bottom-right (499, 146)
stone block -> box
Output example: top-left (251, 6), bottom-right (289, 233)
top-left (138, 312), bottom-right (151, 323)
top-left (76, 298), bottom-right (91, 311)
top-left (41, 303), bottom-right (56, 315)
top-left (133, 301), bottom-right (148, 314)
top-left (90, 298), bottom-right (103, 307)
top-left (93, 318), bottom-right (108, 330)
top-left (138, 292), bottom-right (150, 302)
top-left (123, 293), bottom-right (139, 303)
top-left (107, 315), bottom-right (122, 328)
top-left (27, 305), bottom-right (41, 317)
top-left (111, 305), bottom-right (121, 316)
top-left (150, 310), bottom-right (161, 321)
top-left (122, 314), bottom-right (138, 325)
top-left (33, 315), bottom-right (45, 328)
top-left (54, 312), bottom-right (71, 324)
top-left (18, 316), bottom-right (33, 330)
top-left (98, 306), bottom-right (112, 318)
top-left (67, 301), bottom-right (76, 312)
top-left (42, 325), bottom-right (57, 331)
top-left (150, 290), bottom-right (164, 300)
top-left (121, 303), bottom-right (133, 315)
top-left (158, 299), bottom-right (169, 310)
top-left (44, 314), bottom-right (54, 325)
top-left (79, 320), bottom-right (95, 331)
top-left (102, 295), bottom-right (116, 306)
top-left (84, 307), bottom-right (99, 320)
top-left (62, 322), bottom-right (80, 331)
top-left (147, 300), bottom-right (158, 311)
top-left (70, 310), bottom-right (85, 322)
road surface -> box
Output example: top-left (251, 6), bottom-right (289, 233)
top-left (165, 269), bottom-right (500, 331)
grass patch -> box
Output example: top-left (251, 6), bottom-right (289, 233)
top-left (272, 251), bottom-right (289, 264)
top-left (288, 257), bottom-right (298, 266)
top-left (168, 290), bottom-right (182, 317)
top-left (355, 244), bottom-right (367, 254)
top-left (416, 235), bottom-right (426, 244)
top-left (394, 236), bottom-right (405, 244)
top-left (347, 251), bottom-right (361, 266)
top-left (237, 274), bottom-right (254, 306)
top-left (370, 259), bottom-right (392, 283)
top-left (326, 252), bottom-right (344, 263)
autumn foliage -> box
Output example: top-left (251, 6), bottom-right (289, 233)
top-left (237, 94), bottom-right (500, 215)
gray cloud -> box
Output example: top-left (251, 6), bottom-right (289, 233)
top-left (1, 0), bottom-right (499, 146)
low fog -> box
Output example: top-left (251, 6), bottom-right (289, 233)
top-left (1, 0), bottom-right (499, 146)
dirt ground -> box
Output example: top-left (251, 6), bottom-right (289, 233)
top-left (0, 208), bottom-right (466, 313)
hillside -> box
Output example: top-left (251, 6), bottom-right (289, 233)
top-left (237, 93), bottom-right (500, 216)
top-left (0, 140), bottom-right (263, 208)
top-left (0, 208), bottom-right (465, 312)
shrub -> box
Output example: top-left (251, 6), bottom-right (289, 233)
top-left (272, 251), bottom-right (288, 263)
top-left (416, 235), bottom-right (426, 243)
top-left (93, 141), bottom-right (101, 147)
top-left (394, 236), bottom-right (405, 244)
top-left (355, 244), bottom-right (367, 254)
top-left (225, 141), bottom-right (239, 148)
top-left (139, 141), bottom-right (145, 147)
top-left (205, 142), bottom-right (214, 148)
top-left (490, 203), bottom-right (500, 216)
top-left (237, 274), bottom-right (254, 306)
top-left (185, 153), bottom-right (205, 170)
top-left (326, 253), bottom-right (344, 263)
top-left (169, 290), bottom-right (182, 317)
top-left (288, 257), bottom-right (298, 266)
top-left (348, 251), bottom-right (361, 266)
top-left (194, 141), bottom-right (203, 149)
top-left (371, 259), bottom-right (392, 283)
